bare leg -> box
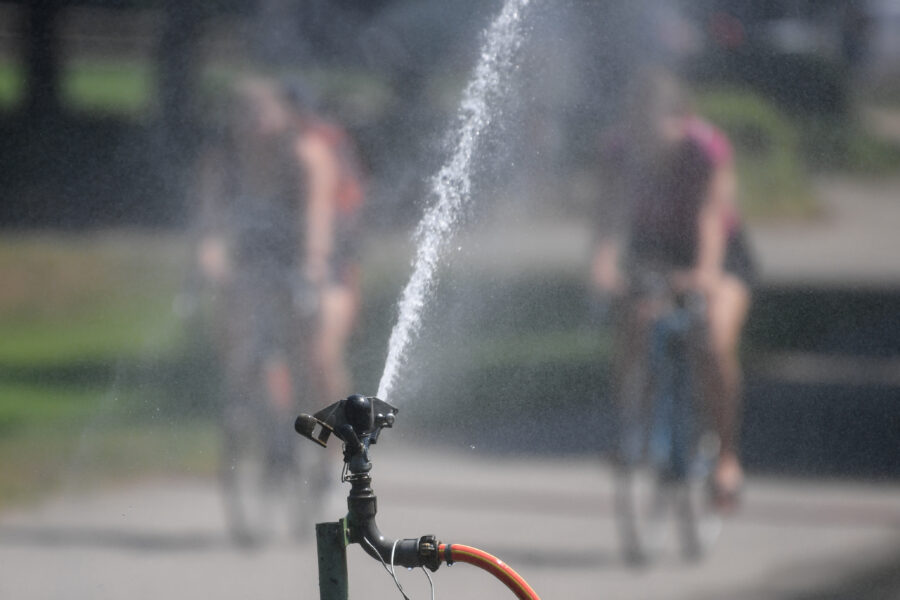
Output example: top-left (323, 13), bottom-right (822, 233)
top-left (702, 275), bottom-right (750, 505)
top-left (305, 281), bottom-right (360, 497)
top-left (263, 356), bottom-right (295, 414)
top-left (311, 283), bottom-right (359, 402)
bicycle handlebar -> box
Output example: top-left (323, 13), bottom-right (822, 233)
top-left (295, 395), bottom-right (541, 600)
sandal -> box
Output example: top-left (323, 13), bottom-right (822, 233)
top-left (710, 456), bottom-right (743, 513)
top-left (710, 477), bottom-right (743, 514)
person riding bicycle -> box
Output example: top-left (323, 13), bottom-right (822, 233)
top-left (195, 75), bottom-right (364, 452)
top-left (283, 81), bottom-right (365, 406)
top-left (592, 68), bottom-right (754, 510)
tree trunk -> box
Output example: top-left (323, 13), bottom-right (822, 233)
top-left (24, 0), bottom-right (62, 120)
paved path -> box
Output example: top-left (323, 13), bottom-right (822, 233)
top-left (750, 176), bottom-right (900, 288)
top-left (2, 442), bottom-right (899, 600)
top-left (366, 175), bottom-right (900, 288)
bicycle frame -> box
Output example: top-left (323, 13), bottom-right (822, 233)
top-left (647, 298), bottom-right (703, 479)
top-left (295, 395), bottom-right (541, 600)
top-left (614, 283), bottom-right (720, 563)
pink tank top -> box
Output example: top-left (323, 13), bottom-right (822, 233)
top-left (683, 117), bottom-right (739, 235)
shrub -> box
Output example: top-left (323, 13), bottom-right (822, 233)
top-left (695, 87), bottom-right (816, 218)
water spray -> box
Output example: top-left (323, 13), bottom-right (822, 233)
top-left (377, 0), bottom-right (532, 402)
top-left (297, 3), bottom-right (540, 596)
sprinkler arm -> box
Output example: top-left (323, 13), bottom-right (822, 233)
top-left (294, 394), bottom-right (397, 448)
top-left (296, 394), bottom-right (396, 449)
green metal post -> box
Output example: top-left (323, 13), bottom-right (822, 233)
top-left (316, 519), bottom-right (349, 600)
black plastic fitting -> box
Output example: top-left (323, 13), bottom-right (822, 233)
top-left (296, 395), bottom-right (441, 571)
top-left (344, 472), bottom-right (441, 571)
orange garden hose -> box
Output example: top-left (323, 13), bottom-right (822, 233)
top-left (438, 543), bottom-right (541, 600)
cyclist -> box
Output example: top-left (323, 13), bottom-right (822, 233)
top-left (283, 81), bottom-right (365, 405)
top-left (195, 75), bottom-right (364, 451)
top-left (592, 68), bottom-right (755, 510)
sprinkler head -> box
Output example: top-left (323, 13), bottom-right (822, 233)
top-left (294, 395), bottom-right (398, 449)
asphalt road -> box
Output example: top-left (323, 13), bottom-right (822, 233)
top-left (365, 175), bottom-right (900, 288)
top-left (2, 442), bottom-right (898, 600)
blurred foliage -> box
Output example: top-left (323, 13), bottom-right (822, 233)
top-left (691, 51), bottom-right (850, 118)
top-left (696, 87), bottom-right (816, 219)
top-left (693, 70), bottom-right (900, 185)
top-left (1, 219), bottom-right (892, 499)
top-left (695, 85), bottom-right (900, 216)
top-left (0, 231), bottom-right (615, 502)
top-left (0, 59), bottom-right (152, 117)
top-left (197, 64), bottom-right (396, 130)
top-left (866, 78), bottom-right (900, 108)
top-left (0, 233), bottom-right (215, 507)
top-left (0, 416), bottom-right (218, 509)
top-left (62, 59), bottom-right (154, 116)
top-left (0, 233), bottom-right (185, 362)
top-left (0, 57), bottom-right (394, 125)
top-left (0, 61), bottom-right (23, 109)
top-left (800, 115), bottom-right (900, 175)
top-left (0, 382), bottom-right (104, 434)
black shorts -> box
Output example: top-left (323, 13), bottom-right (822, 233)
top-left (330, 215), bottom-right (361, 286)
top-left (723, 227), bottom-right (757, 289)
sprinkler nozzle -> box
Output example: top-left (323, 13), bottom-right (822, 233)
top-left (294, 395), bottom-right (398, 451)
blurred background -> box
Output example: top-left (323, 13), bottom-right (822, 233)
top-left (1, 1), bottom-right (900, 599)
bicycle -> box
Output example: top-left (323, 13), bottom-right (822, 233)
top-left (295, 394), bottom-right (542, 600)
top-left (219, 271), bottom-right (325, 546)
top-left (613, 274), bottom-right (722, 564)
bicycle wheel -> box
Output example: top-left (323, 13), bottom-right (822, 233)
top-left (662, 313), bottom-right (721, 560)
top-left (287, 440), bottom-right (334, 540)
top-left (675, 429), bottom-right (722, 560)
top-left (222, 399), bottom-right (331, 546)
top-left (613, 358), bottom-right (670, 565)
top-left (668, 315), bottom-right (722, 561)
top-left (614, 463), bottom-right (671, 564)
top-left (221, 401), bottom-right (275, 546)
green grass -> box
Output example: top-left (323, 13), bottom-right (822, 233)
top-left (0, 232), bottom-right (187, 364)
top-left (0, 230), bottom-right (616, 506)
top-left (0, 357), bottom-right (218, 509)
top-left (0, 59), bottom-right (153, 116)
top-left (0, 417), bottom-right (218, 508)
top-left (0, 232), bottom-right (208, 508)
top-left (0, 58), bottom-right (394, 121)
top-left (0, 374), bottom-right (220, 508)
top-left (0, 61), bottom-right (23, 108)
top-left (0, 382), bottom-right (105, 432)
top-left (0, 300), bottom-right (183, 366)
top-left (697, 86), bottom-right (900, 209)
top-left (800, 114), bottom-right (900, 174)
top-left (62, 59), bottom-right (155, 116)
